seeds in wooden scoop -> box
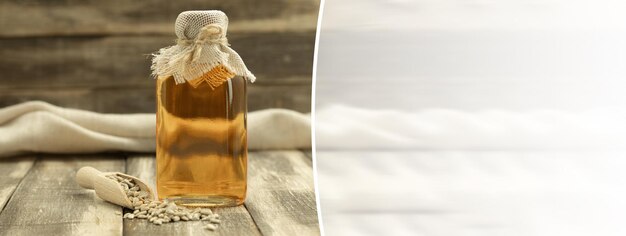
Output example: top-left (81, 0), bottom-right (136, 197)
top-left (106, 174), bottom-right (220, 230)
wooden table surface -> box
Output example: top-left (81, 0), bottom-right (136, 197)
top-left (0, 150), bottom-right (319, 236)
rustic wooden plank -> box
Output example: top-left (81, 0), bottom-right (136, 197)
top-left (93, 83), bottom-right (310, 113)
top-left (0, 32), bottom-right (314, 89)
top-left (101, 83), bottom-right (311, 113)
top-left (94, 87), bottom-right (155, 114)
top-left (245, 151), bottom-right (320, 236)
top-left (247, 84), bottom-right (312, 113)
top-left (0, 82), bottom-right (311, 113)
top-left (0, 155), bottom-right (125, 236)
top-left (0, 0), bottom-right (319, 37)
top-left (124, 155), bottom-right (262, 236)
top-left (0, 156), bottom-right (36, 211)
top-left (0, 88), bottom-right (95, 111)
top-left (237, 32), bottom-right (315, 83)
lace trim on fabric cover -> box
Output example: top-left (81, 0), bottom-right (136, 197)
top-left (151, 10), bottom-right (256, 85)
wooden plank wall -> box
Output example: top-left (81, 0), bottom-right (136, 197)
top-left (0, 0), bottom-right (318, 113)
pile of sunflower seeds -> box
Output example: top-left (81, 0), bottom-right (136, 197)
top-left (106, 174), bottom-right (221, 231)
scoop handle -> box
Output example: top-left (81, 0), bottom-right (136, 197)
top-left (76, 166), bottom-right (103, 189)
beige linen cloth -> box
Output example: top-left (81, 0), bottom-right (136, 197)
top-left (0, 101), bottom-right (310, 157)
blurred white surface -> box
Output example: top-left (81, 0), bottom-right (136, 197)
top-left (316, 30), bottom-right (626, 111)
top-left (316, 105), bottom-right (626, 150)
top-left (317, 151), bottom-right (626, 236)
top-left (315, 0), bottom-right (626, 235)
top-left (321, 0), bottom-right (626, 31)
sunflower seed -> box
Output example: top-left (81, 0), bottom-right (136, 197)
top-left (106, 174), bottom-right (221, 229)
top-left (204, 224), bottom-right (218, 231)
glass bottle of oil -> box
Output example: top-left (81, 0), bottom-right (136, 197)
top-left (152, 11), bottom-right (256, 207)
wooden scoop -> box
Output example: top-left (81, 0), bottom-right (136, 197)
top-left (75, 166), bottom-right (156, 209)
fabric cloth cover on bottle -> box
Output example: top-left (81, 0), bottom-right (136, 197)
top-left (151, 10), bottom-right (255, 84)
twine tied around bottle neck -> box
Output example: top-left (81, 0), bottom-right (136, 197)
top-left (175, 24), bottom-right (230, 63)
